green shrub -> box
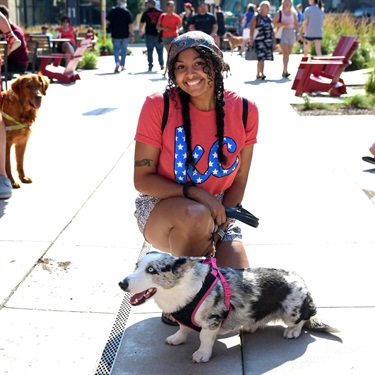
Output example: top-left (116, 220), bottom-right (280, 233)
top-left (78, 50), bottom-right (98, 69)
top-left (343, 94), bottom-right (375, 109)
top-left (365, 69), bottom-right (375, 95)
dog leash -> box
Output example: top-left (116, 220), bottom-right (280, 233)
top-left (1, 111), bottom-right (30, 131)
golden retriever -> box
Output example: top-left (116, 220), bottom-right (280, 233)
top-left (224, 32), bottom-right (243, 54)
top-left (1, 73), bottom-right (49, 188)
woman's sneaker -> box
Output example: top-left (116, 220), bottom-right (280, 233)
top-left (0, 175), bottom-right (12, 199)
top-left (6, 34), bottom-right (21, 55)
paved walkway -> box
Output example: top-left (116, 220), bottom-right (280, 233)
top-left (0, 46), bottom-right (374, 375)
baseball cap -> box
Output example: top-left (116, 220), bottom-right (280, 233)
top-left (184, 2), bottom-right (193, 7)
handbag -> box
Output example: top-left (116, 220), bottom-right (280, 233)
top-left (275, 10), bottom-right (283, 44)
top-left (245, 46), bottom-right (257, 61)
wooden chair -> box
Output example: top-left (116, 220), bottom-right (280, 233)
top-left (27, 40), bottom-right (39, 73)
top-left (29, 35), bottom-right (51, 55)
top-left (0, 41), bottom-right (8, 91)
top-left (37, 39), bottom-right (92, 84)
top-left (291, 35), bottom-right (359, 97)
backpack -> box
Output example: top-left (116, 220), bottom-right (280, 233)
top-left (161, 91), bottom-right (248, 133)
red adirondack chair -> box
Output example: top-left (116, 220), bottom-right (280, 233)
top-left (292, 36), bottom-right (359, 97)
top-left (37, 39), bottom-right (92, 84)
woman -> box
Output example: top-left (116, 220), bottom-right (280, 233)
top-left (302, 0), bottom-right (325, 56)
top-left (133, 31), bottom-right (258, 325)
top-left (55, 16), bottom-right (76, 62)
top-left (239, 3), bottom-right (255, 56)
top-left (249, 1), bottom-right (274, 80)
top-left (180, 2), bottom-right (195, 34)
top-left (273, 0), bottom-right (299, 78)
top-left (157, 1), bottom-right (182, 54)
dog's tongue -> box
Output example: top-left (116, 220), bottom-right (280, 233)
top-left (130, 288), bottom-right (157, 306)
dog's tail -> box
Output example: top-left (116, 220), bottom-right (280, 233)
top-left (304, 317), bottom-right (340, 333)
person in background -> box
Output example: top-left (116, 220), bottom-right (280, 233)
top-left (239, 3), bottom-right (255, 56)
top-left (54, 16), bottom-right (76, 63)
top-left (180, 2), bottom-right (195, 34)
top-left (296, 3), bottom-right (304, 53)
top-left (0, 8), bottom-right (20, 54)
top-left (273, 0), bottom-right (299, 78)
top-left (0, 5), bottom-right (28, 76)
top-left (40, 25), bottom-right (53, 38)
top-left (214, 5), bottom-right (226, 49)
top-left (138, 0), bottom-right (164, 72)
top-left (189, 1), bottom-right (218, 37)
top-left (133, 31), bottom-right (258, 325)
top-left (249, 1), bottom-right (274, 80)
top-left (157, 0), bottom-right (182, 54)
top-left (106, 0), bottom-right (134, 73)
top-left (86, 27), bottom-right (98, 48)
top-left (302, 0), bottom-right (325, 56)
top-left (0, 115), bottom-right (12, 199)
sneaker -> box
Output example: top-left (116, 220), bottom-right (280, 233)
top-left (0, 175), bottom-right (12, 199)
top-left (121, 66), bottom-right (126, 71)
top-left (160, 65), bottom-right (165, 70)
top-left (148, 66), bottom-right (152, 72)
top-left (6, 34), bottom-right (21, 55)
top-left (114, 63), bottom-right (120, 73)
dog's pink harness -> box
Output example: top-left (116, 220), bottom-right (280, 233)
top-left (171, 257), bottom-right (232, 331)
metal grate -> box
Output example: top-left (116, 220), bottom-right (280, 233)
top-left (94, 242), bottom-right (151, 375)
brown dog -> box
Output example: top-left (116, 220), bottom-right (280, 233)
top-left (1, 73), bottom-right (49, 188)
top-left (224, 32), bottom-right (243, 54)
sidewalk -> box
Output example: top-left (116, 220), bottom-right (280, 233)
top-left (0, 46), bottom-right (374, 375)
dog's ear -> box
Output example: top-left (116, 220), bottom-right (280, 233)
top-left (38, 73), bottom-right (50, 95)
top-left (10, 77), bottom-right (24, 97)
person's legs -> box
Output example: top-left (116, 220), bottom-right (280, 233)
top-left (145, 35), bottom-right (154, 70)
top-left (0, 13), bottom-right (21, 54)
top-left (112, 38), bottom-right (121, 72)
top-left (314, 39), bottom-right (322, 56)
top-left (119, 38), bottom-right (129, 69)
top-left (154, 36), bottom-right (165, 68)
top-left (0, 116), bottom-right (12, 199)
top-left (303, 39), bottom-right (311, 56)
top-left (215, 240), bottom-right (249, 268)
top-left (257, 60), bottom-right (265, 78)
top-left (144, 197), bottom-right (215, 257)
top-left (369, 142), bottom-right (375, 157)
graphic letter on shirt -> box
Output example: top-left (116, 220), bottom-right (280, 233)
top-left (174, 126), bottom-right (239, 184)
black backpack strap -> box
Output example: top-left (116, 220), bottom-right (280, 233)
top-left (242, 97), bottom-right (248, 128)
top-left (162, 91), bottom-right (169, 133)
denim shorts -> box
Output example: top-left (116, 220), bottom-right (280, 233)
top-left (134, 193), bottom-right (243, 243)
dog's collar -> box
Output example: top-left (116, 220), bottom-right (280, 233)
top-left (171, 257), bottom-right (232, 332)
top-left (1, 111), bottom-right (30, 131)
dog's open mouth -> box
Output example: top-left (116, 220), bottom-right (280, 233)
top-left (29, 100), bottom-right (41, 109)
top-left (130, 288), bottom-right (157, 306)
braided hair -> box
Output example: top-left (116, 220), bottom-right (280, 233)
top-left (166, 46), bottom-right (230, 168)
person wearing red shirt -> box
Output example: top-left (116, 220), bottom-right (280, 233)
top-left (133, 31), bottom-right (259, 326)
top-left (55, 16), bottom-right (76, 62)
top-left (157, 1), bottom-right (182, 53)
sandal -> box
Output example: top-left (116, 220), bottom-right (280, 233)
top-left (225, 204), bottom-right (259, 228)
top-left (161, 312), bottom-right (179, 326)
top-left (362, 156), bottom-right (375, 165)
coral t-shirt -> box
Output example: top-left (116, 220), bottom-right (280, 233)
top-left (159, 13), bottom-right (182, 37)
top-left (56, 26), bottom-right (76, 46)
top-left (135, 88), bottom-right (258, 195)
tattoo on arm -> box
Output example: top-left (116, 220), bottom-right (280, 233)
top-left (135, 159), bottom-right (153, 167)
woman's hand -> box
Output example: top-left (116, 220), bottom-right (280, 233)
top-left (187, 186), bottom-right (227, 226)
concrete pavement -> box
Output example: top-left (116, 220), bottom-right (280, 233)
top-left (0, 46), bottom-right (374, 375)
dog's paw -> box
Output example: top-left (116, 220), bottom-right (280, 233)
top-left (283, 325), bottom-right (302, 339)
top-left (192, 349), bottom-right (212, 363)
top-left (166, 332), bottom-right (187, 346)
top-left (12, 182), bottom-right (21, 189)
top-left (21, 177), bottom-right (32, 184)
